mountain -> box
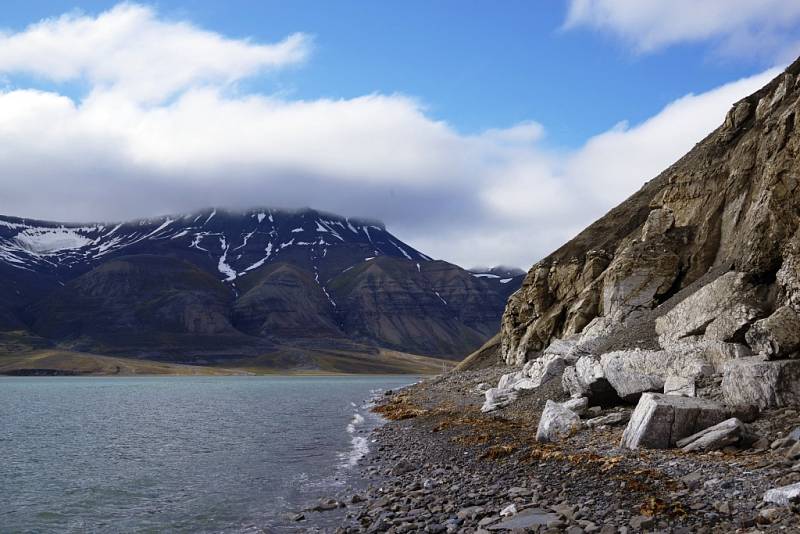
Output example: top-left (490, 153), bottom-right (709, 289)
top-left (493, 57), bottom-right (800, 410)
top-left (0, 207), bottom-right (521, 374)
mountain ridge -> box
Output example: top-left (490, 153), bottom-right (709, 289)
top-left (0, 206), bottom-right (523, 374)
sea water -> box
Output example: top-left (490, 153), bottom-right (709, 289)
top-left (0, 375), bottom-right (416, 532)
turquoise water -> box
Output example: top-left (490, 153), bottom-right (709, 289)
top-left (0, 375), bottom-right (416, 533)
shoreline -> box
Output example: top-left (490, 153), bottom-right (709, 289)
top-left (316, 368), bottom-right (800, 533)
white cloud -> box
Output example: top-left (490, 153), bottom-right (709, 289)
top-left (0, 4), bottom-right (785, 270)
top-left (0, 4), bottom-right (310, 102)
top-left (564, 0), bottom-right (800, 57)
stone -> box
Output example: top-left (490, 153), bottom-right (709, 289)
top-left (499, 504), bottom-right (517, 517)
top-left (763, 482), bottom-right (800, 506)
top-left (487, 508), bottom-right (561, 530)
top-left (752, 436), bottom-right (770, 450)
top-left (562, 365), bottom-right (585, 398)
top-left (655, 272), bottom-right (765, 345)
top-left (676, 418), bottom-right (746, 452)
top-left (786, 441), bottom-right (800, 461)
top-left (562, 397), bottom-right (589, 416)
top-left (722, 357), bottom-right (800, 408)
top-left (536, 400), bottom-right (581, 442)
top-left (745, 305), bottom-right (800, 359)
top-left (484, 354), bottom-right (569, 411)
top-left (664, 375), bottom-right (696, 397)
top-left (620, 393), bottom-right (730, 449)
top-left (641, 208), bottom-right (675, 242)
top-left (522, 354), bottom-right (568, 389)
top-left (391, 460), bottom-right (415, 475)
top-left (584, 412), bottom-right (629, 428)
top-left (600, 349), bottom-right (712, 400)
top-left (629, 515), bottom-right (655, 530)
top-left (562, 356), bottom-right (619, 403)
top-left (758, 507), bottom-right (782, 524)
top-left (481, 387), bottom-right (518, 413)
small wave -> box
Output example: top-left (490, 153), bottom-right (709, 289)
top-left (346, 413), bottom-right (365, 434)
top-left (342, 436), bottom-right (369, 468)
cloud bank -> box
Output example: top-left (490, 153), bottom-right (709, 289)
top-left (0, 3), bottom-right (784, 268)
top-left (565, 0), bottom-right (800, 60)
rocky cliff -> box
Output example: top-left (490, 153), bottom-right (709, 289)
top-left (501, 58), bottom-right (800, 384)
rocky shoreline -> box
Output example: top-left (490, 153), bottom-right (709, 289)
top-left (294, 368), bottom-right (800, 533)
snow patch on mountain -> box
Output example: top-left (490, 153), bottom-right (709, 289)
top-left (15, 227), bottom-right (94, 254)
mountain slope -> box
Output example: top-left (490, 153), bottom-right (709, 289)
top-left (501, 58), bottom-right (800, 367)
top-left (0, 207), bottom-right (521, 372)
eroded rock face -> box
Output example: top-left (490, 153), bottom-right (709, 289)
top-left (620, 393), bottom-right (730, 449)
top-left (641, 208), bottom-right (675, 242)
top-left (501, 65), bottom-right (800, 369)
top-left (655, 272), bottom-right (766, 346)
top-left (722, 357), bottom-right (800, 408)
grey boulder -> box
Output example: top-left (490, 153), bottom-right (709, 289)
top-left (620, 393), bottom-right (730, 449)
top-left (600, 349), bottom-right (712, 401)
top-left (722, 357), bottom-right (800, 408)
top-left (745, 305), bottom-right (800, 359)
top-left (676, 418), bottom-right (746, 452)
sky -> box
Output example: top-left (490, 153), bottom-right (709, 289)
top-left (1, 1), bottom-right (799, 268)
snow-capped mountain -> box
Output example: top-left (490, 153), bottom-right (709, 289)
top-left (0, 207), bottom-right (429, 281)
top-left (0, 207), bottom-right (522, 371)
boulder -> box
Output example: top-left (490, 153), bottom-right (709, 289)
top-left (660, 339), bottom-right (751, 371)
top-left (481, 387), bottom-right (518, 413)
top-left (641, 208), bottom-right (674, 242)
top-left (497, 354), bottom-right (568, 393)
top-left (483, 354), bottom-right (569, 412)
top-left (600, 349), bottom-right (712, 401)
top-left (655, 272), bottom-right (765, 345)
top-left (522, 354), bottom-right (568, 389)
top-left (664, 375), bottom-right (696, 397)
top-left (745, 305), bottom-right (800, 359)
top-left (620, 393), bottom-right (730, 449)
top-left (722, 357), bottom-right (800, 408)
top-left (562, 355), bottom-right (619, 403)
top-left (763, 482), bottom-right (800, 507)
top-left (536, 400), bottom-right (580, 442)
top-left (562, 397), bottom-right (589, 416)
top-left (562, 365), bottom-right (584, 398)
top-left (676, 418), bottom-right (746, 452)
top-left (584, 411), bottom-right (629, 428)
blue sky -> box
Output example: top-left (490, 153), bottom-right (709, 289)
top-left (3, 0), bottom-right (791, 146)
top-left (0, 1), bottom-right (799, 266)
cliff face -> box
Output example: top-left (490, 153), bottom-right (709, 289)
top-left (502, 60), bottom-right (800, 365)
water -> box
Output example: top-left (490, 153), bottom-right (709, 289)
top-left (0, 375), bottom-right (417, 533)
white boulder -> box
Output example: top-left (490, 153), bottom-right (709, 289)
top-left (536, 400), bottom-right (580, 442)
